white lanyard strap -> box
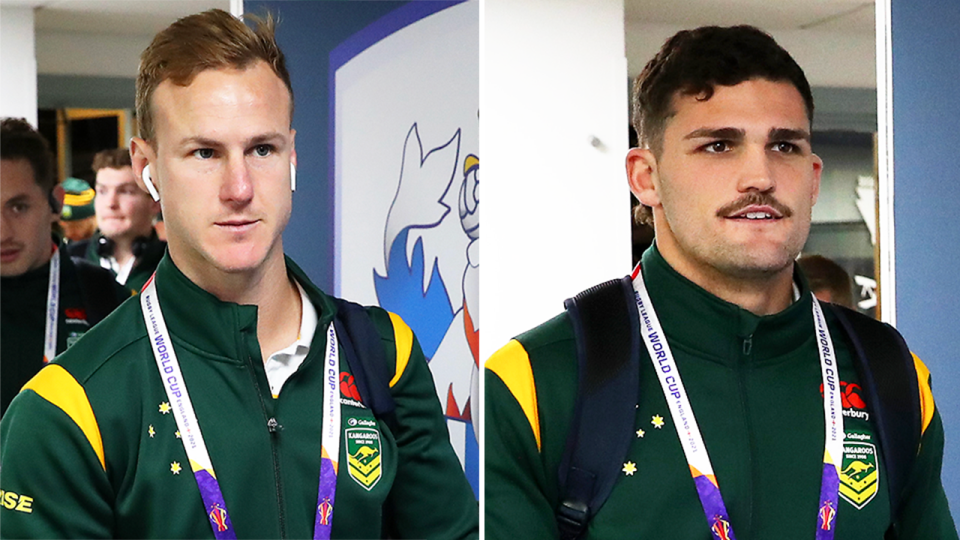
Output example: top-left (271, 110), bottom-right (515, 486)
top-left (314, 321), bottom-right (342, 539)
top-left (141, 275), bottom-right (342, 539)
top-left (632, 268), bottom-right (734, 537)
top-left (631, 267), bottom-right (844, 538)
top-left (812, 297), bottom-right (844, 539)
top-left (812, 298), bottom-right (844, 473)
top-left (43, 248), bottom-right (60, 364)
top-left (141, 276), bottom-right (235, 539)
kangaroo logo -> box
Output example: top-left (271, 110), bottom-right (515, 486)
top-left (353, 446), bottom-right (378, 460)
top-left (839, 441), bottom-right (879, 509)
top-left (346, 427), bottom-right (382, 490)
top-left (842, 461), bottom-right (875, 476)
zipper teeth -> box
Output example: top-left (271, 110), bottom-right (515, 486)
top-left (246, 352), bottom-right (287, 538)
top-left (738, 335), bottom-right (755, 536)
top-left (271, 430), bottom-right (286, 539)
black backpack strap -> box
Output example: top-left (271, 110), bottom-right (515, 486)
top-left (557, 276), bottom-right (640, 540)
top-left (827, 303), bottom-right (920, 519)
top-left (332, 299), bottom-right (399, 433)
top-left (73, 257), bottom-right (124, 325)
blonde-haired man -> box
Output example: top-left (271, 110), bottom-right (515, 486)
top-left (67, 148), bottom-right (165, 290)
top-left (1, 10), bottom-right (477, 539)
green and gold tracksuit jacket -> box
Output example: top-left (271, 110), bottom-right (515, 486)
top-left (1, 244), bottom-right (130, 417)
top-left (485, 247), bottom-right (956, 540)
top-left (1, 255), bottom-right (478, 539)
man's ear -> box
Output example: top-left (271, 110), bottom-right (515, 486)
top-left (50, 185), bottom-right (65, 223)
top-left (626, 148), bottom-right (661, 208)
top-left (129, 138), bottom-right (156, 196)
top-left (811, 153), bottom-right (823, 206)
top-left (290, 128), bottom-right (297, 167)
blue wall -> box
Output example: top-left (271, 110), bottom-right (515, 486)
top-left (892, 0), bottom-right (960, 519)
top-left (247, 1), bottom-right (410, 292)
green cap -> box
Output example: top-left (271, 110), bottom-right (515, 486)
top-left (61, 177), bottom-right (96, 221)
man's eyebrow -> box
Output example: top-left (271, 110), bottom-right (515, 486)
top-left (5, 193), bottom-right (31, 206)
top-left (249, 132), bottom-right (285, 145)
top-left (177, 133), bottom-right (286, 148)
top-left (683, 127), bottom-right (745, 140)
top-left (178, 136), bottom-right (223, 149)
top-left (769, 128), bottom-right (810, 142)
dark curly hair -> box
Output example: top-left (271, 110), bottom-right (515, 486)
top-left (631, 26), bottom-right (814, 226)
top-left (1, 117), bottom-right (56, 192)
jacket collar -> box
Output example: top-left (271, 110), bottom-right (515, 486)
top-left (151, 254), bottom-right (337, 362)
top-left (640, 245), bottom-right (814, 368)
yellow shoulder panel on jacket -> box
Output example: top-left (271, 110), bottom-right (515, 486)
top-left (912, 353), bottom-right (935, 436)
top-left (22, 364), bottom-right (105, 471)
top-left (388, 312), bottom-right (413, 388)
top-left (486, 340), bottom-right (541, 451)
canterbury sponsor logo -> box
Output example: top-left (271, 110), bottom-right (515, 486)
top-left (820, 381), bottom-right (870, 421)
top-left (64, 307), bottom-right (88, 322)
top-left (339, 372), bottom-right (362, 401)
top-left (0, 490), bottom-right (34, 513)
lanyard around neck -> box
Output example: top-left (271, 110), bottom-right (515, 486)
top-left (140, 275), bottom-right (341, 539)
top-left (631, 266), bottom-right (843, 539)
top-left (43, 248), bottom-right (61, 364)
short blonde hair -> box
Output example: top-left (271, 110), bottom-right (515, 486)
top-left (92, 148), bottom-right (132, 172)
top-left (135, 9), bottom-right (293, 142)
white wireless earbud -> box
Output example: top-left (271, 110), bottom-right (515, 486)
top-left (290, 162), bottom-right (297, 192)
top-left (142, 164), bottom-right (160, 201)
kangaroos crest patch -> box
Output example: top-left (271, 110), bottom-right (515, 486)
top-left (839, 437), bottom-right (880, 509)
top-left (346, 425), bottom-right (382, 490)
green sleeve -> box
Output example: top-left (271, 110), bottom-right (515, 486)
top-left (0, 391), bottom-right (113, 538)
top-left (484, 368), bottom-right (559, 539)
top-left (115, 280), bottom-right (136, 300)
top-left (894, 407), bottom-right (959, 539)
top-left (370, 310), bottom-right (479, 539)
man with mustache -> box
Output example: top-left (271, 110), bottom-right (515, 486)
top-left (485, 26), bottom-right (956, 539)
top-left (0, 10), bottom-right (476, 539)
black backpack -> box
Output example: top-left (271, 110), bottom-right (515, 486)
top-left (556, 277), bottom-right (921, 540)
top-left (332, 298), bottom-right (400, 434)
top-left (332, 299), bottom-right (404, 537)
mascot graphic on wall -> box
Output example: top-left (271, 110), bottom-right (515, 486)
top-left (373, 122), bottom-right (479, 492)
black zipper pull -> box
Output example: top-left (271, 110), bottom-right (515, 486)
top-left (742, 335), bottom-right (753, 356)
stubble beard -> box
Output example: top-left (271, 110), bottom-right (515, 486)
top-left (662, 206), bottom-right (810, 286)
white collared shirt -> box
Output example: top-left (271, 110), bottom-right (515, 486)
top-left (100, 256), bottom-right (135, 285)
top-left (263, 281), bottom-right (318, 398)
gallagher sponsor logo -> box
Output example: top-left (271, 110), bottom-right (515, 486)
top-left (820, 381), bottom-right (870, 421)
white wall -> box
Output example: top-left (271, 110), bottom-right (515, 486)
top-left (483, 0), bottom-right (631, 359)
top-left (35, 30), bottom-right (147, 78)
top-left (1, 7), bottom-right (38, 125)
top-left (625, 21), bottom-right (877, 88)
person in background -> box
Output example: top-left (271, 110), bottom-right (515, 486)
top-left (1, 118), bottom-right (130, 417)
top-left (798, 254), bottom-right (855, 309)
top-left (67, 148), bottom-right (165, 291)
top-left (59, 177), bottom-right (99, 243)
top-left (1, 10), bottom-right (477, 539)
top-left (485, 25), bottom-right (955, 539)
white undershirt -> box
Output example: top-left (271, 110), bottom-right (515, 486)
top-left (100, 256), bottom-right (135, 286)
top-left (263, 280), bottom-right (318, 398)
